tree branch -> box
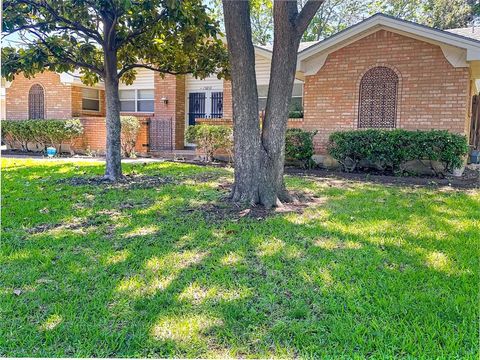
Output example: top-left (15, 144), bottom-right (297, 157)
top-left (295, 0), bottom-right (324, 34)
top-left (118, 63), bottom-right (194, 78)
top-left (27, 29), bottom-right (104, 76)
top-left (116, 13), bottom-right (164, 47)
top-left (13, 0), bottom-right (104, 44)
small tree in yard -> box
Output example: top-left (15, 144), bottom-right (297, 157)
top-left (2, 0), bottom-right (228, 180)
top-left (222, 0), bottom-right (323, 207)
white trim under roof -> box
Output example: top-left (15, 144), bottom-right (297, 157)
top-left (60, 72), bottom-right (104, 88)
top-left (297, 13), bottom-right (480, 75)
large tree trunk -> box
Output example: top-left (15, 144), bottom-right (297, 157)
top-left (223, 0), bottom-right (262, 204)
top-left (223, 0), bottom-right (323, 208)
top-left (259, 1), bottom-right (302, 207)
top-left (103, 26), bottom-right (122, 180)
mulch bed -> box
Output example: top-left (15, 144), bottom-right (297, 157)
top-left (182, 190), bottom-right (326, 222)
top-left (285, 166), bottom-right (480, 190)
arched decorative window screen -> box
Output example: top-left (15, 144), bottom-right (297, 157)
top-left (358, 67), bottom-right (398, 128)
top-left (29, 84), bottom-right (45, 119)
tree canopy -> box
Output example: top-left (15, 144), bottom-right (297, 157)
top-left (2, 0), bottom-right (228, 180)
top-left (210, 0), bottom-right (476, 45)
top-left (2, 0), bottom-right (229, 85)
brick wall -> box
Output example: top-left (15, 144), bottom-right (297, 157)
top-left (223, 80), bottom-right (233, 120)
top-left (153, 74), bottom-right (185, 149)
top-left (6, 72), bottom-right (72, 120)
top-left (72, 116), bottom-right (150, 155)
top-left (196, 117), bottom-right (303, 128)
top-left (303, 29), bottom-right (471, 153)
top-left (175, 76), bottom-right (186, 149)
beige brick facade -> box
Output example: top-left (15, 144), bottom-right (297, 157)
top-left (303, 30), bottom-right (471, 153)
top-left (6, 72), bottom-right (73, 120)
top-left (5, 72), bottom-right (106, 120)
top-left (72, 116), bottom-right (149, 155)
top-left (4, 27), bottom-right (475, 156)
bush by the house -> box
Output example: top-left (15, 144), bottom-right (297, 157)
top-left (185, 124), bottom-right (233, 162)
top-left (120, 116), bottom-right (141, 158)
top-left (2, 119), bottom-right (84, 153)
top-left (285, 128), bottom-right (318, 168)
top-left (328, 129), bottom-right (469, 174)
top-left (288, 102), bottom-right (304, 118)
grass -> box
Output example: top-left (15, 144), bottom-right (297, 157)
top-left (1, 157), bottom-right (479, 358)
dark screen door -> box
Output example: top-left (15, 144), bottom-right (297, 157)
top-left (188, 92), bottom-right (206, 126)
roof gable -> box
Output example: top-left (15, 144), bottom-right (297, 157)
top-left (297, 13), bottom-right (480, 75)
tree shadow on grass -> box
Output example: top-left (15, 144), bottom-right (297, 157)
top-left (1, 160), bottom-right (479, 357)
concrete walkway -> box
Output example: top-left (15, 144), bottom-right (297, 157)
top-left (1, 149), bottom-right (197, 164)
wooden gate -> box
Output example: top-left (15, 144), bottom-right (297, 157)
top-left (149, 118), bottom-right (173, 151)
top-left (471, 95), bottom-right (480, 150)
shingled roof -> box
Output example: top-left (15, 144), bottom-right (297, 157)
top-left (446, 27), bottom-right (480, 42)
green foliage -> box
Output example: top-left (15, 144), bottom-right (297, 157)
top-left (185, 124), bottom-right (233, 162)
top-left (2, 119), bottom-right (83, 153)
top-left (213, 0), bottom-right (475, 45)
top-left (328, 129), bottom-right (469, 174)
top-left (120, 116), bottom-right (141, 158)
top-left (210, 0), bottom-right (273, 45)
top-left (285, 128), bottom-right (318, 168)
top-left (288, 101), bottom-right (304, 119)
top-left (1, 0), bottom-right (229, 84)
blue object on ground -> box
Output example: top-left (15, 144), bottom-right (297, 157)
top-left (46, 147), bottom-right (57, 158)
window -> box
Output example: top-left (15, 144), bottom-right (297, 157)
top-left (358, 66), bottom-right (398, 128)
top-left (137, 89), bottom-right (154, 112)
top-left (29, 84), bottom-right (45, 119)
top-left (120, 90), bottom-right (136, 112)
top-left (258, 85), bottom-right (269, 112)
top-left (290, 83), bottom-right (303, 116)
top-left (257, 83), bottom-right (303, 116)
top-left (120, 89), bottom-right (154, 112)
top-left (82, 88), bottom-right (100, 111)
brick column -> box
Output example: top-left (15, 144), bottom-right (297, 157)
top-left (223, 79), bottom-right (233, 120)
top-left (153, 73), bottom-right (185, 150)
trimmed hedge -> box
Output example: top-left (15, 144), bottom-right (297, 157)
top-left (2, 119), bottom-right (84, 153)
top-left (328, 129), bottom-right (469, 174)
top-left (185, 124), bottom-right (233, 162)
top-left (285, 128), bottom-right (317, 168)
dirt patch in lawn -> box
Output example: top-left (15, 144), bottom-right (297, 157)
top-left (285, 167), bottom-right (480, 190)
top-left (64, 172), bottom-right (226, 190)
top-left (183, 189), bottom-right (327, 222)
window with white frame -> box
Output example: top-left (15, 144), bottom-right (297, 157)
top-left (119, 89), bottom-right (154, 112)
top-left (82, 88), bottom-right (100, 111)
top-left (257, 83), bottom-right (303, 117)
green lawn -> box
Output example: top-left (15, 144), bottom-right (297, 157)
top-left (1, 158), bottom-right (479, 358)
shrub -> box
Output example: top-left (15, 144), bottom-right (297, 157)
top-left (120, 116), bottom-right (141, 158)
top-left (185, 124), bottom-right (233, 162)
top-left (285, 128), bottom-right (318, 168)
top-left (2, 120), bottom-right (33, 151)
top-left (288, 102), bottom-right (304, 118)
top-left (2, 119), bottom-right (83, 153)
top-left (328, 129), bottom-right (469, 174)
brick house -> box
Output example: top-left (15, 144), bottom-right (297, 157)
top-left (3, 14), bottom-right (480, 161)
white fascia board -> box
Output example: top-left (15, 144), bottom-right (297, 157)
top-left (254, 45), bottom-right (272, 60)
top-left (59, 72), bottom-right (75, 85)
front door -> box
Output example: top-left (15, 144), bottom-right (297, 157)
top-left (188, 92), bottom-right (206, 126)
top-left (187, 91), bottom-right (224, 126)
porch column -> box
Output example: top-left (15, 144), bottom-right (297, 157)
top-left (153, 73), bottom-right (186, 150)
